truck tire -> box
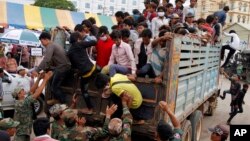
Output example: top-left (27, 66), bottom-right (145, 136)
top-left (181, 120), bottom-right (192, 141)
top-left (205, 98), bottom-right (218, 116)
top-left (189, 110), bottom-right (203, 141)
top-left (34, 97), bottom-right (44, 115)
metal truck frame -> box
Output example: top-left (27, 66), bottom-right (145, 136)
top-left (46, 34), bottom-right (221, 141)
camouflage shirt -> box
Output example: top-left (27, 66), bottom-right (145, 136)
top-left (92, 107), bottom-right (133, 141)
top-left (51, 120), bottom-right (66, 139)
top-left (58, 125), bottom-right (87, 141)
top-left (14, 94), bottom-right (36, 136)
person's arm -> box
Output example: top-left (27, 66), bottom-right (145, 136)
top-left (78, 40), bottom-right (97, 49)
top-left (92, 104), bottom-right (117, 140)
top-left (152, 36), bottom-right (164, 47)
top-left (151, 18), bottom-right (157, 38)
top-left (223, 32), bottom-right (233, 37)
top-left (159, 101), bottom-right (181, 128)
top-left (31, 71), bottom-right (53, 99)
top-left (35, 45), bottom-right (54, 72)
top-left (29, 73), bottom-right (43, 94)
top-left (108, 45), bottom-right (115, 65)
top-left (120, 95), bottom-right (133, 138)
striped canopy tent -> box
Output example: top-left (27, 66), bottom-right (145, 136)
top-left (0, 1), bottom-right (117, 31)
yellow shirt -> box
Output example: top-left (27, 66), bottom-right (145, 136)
top-left (110, 74), bottom-right (142, 109)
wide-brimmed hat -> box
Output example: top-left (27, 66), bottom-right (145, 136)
top-left (208, 124), bottom-right (229, 137)
top-left (171, 13), bottom-right (180, 19)
top-left (0, 118), bottom-right (20, 130)
top-left (12, 87), bottom-right (24, 99)
top-left (49, 104), bottom-right (68, 116)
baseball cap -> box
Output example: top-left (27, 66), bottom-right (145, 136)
top-left (157, 120), bottom-right (174, 140)
top-left (61, 109), bottom-right (78, 120)
top-left (208, 124), bottom-right (229, 137)
top-left (49, 104), bottom-right (68, 116)
top-left (17, 65), bottom-right (25, 72)
top-left (0, 118), bottom-right (20, 130)
top-left (12, 87), bottom-right (24, 99)
top-left (186, 12), bottom-right (194, 18)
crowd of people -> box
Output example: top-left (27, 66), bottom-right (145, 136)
top-left (0, 0), bottom-right (249, 140)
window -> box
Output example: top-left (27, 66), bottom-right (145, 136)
top-left (133, 0), bottom-right (137, 5)
top-left (244, 3), bottom-right (248, 12)
top-left (98, 5), bottom-right (103, 10)
top-left (229, 14), bottom-right (233, 23)
top-left (110, 6), bottom-right (114, 11)
top-left (237, 15), bottom-right (241, 22)
top-left (239, 2), bottom-right (242, 11)
top-left (122, 0), bottom-right (126, 4)
top-left (110, 0), bottom-right (114, 2)
top-left (243, 16), bottom-right (246, 23)
top-left (85, 3), bottom-right (90, 8)
top-left (231, 2), bottom-right (234, 10)
top-left (121, 8), bottom-right (125, 12)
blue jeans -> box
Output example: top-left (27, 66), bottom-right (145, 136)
top-left (51, 69), bottom-right (69, 103)
top-left (109, 64), bottom-right (131, 76)
top-left (137, 64), bottom-right (156, 78)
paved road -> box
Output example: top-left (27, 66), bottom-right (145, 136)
top-left (200, 75), bottom-right (250, 141)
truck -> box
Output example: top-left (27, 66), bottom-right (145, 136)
top-left (45, 34), bottom-right (221, 141)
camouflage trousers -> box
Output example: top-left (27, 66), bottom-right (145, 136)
top-left (14, 135), bottom-right (30, 141)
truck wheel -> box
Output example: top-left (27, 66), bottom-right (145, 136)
top-left (34, 97), bottom-right (44, 115)
top-left (181, 120), bottom-right (192, 141)
top-left (189, 110), bottom-right (203, 141)
top-left (205, 98), bottom-right (218, 116)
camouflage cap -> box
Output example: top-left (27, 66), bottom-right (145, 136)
top-left (49, 104), bottom-right (68, 116)
top-left (12, 87), bottom-right (24, 99)
top-left (0, 118), bottom-right (20, 130)
top-left (61, 109), bottom-right (78, 120)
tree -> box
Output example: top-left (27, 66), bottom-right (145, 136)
top-left (34, 0), bottom-right (76, 11)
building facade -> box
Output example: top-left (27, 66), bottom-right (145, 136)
top-left (69, 0), bottom-right (145, 15)
top-left (196, 0), bottom-right (250, 26)
top-left (0, 0), bottom-right (35, 5)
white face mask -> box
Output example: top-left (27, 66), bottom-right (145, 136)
top-left (100, 36), bottom-right (107, 41)
top-left (158, 12), bottom-right (165, 17)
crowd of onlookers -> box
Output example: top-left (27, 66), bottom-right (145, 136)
top-left (0, 0), bottom-right (239, 140)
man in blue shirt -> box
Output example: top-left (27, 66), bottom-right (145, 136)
top-left (214, 6), bottom-right (230, 27)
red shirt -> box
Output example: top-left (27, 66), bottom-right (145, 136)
top-left (96, 37), bottom-right (114, 68)
top-left (201, 23), bottom-right (214, 36)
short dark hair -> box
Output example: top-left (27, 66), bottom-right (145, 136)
top-left (70, 32), bottom-right (81, 44)
top-left (137, 22), bottom-right (148, 28)
top-left (88, 17), bottom-right (96, 25)
top-left (121, 29), bottom-right (130, 38)
top-left (141, 29), bottom-right (152, 38)
top-left (229, 30), bottom-right (236, 34)
top-left (0, 68), bottom-right (3, 73)
top-left (197, 18), bottom-right (206, 24)
top-left (74, 24), bottom-right (84, 32)
top-left (157, 6), bottom-right (166, 12)
top-left (6, 52), bottom-right (13, 58)
top-left (95, 73), bottom-right (110, 89)
top-left (33, 117), bottom-right (50, 136)
top-left (115, 11), bottom-right (125, 19)
top-left (111, 25), bottom-right (118, 30)
top-left (98, 26), bottom-right (109, 35)
top-left (157, 120), bottom-right (174, 140)
top-left (123, 19), bottom-right (134, 27)
top-left (223, 6), bottom-right (230, 12)
top-left (39, 32), bottom-right (51, 40)
top-left (243, 84), bottom-right (249, 89)
top-left (132, 9), bottom-right (140, 15)
top-left (159, 30), bottom-right (168, 37)
top-left (110, 30), bottom-right (122, 40)
top-left (81, 20), bottom-right (93, 29)
top-left (206, 15), bottom-right (215, 24)
top-left (124, 12), bottom-right (130, 17)
top-left (166, 3), bottom-right (173, 8)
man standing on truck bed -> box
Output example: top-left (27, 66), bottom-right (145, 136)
top-left (33, 32), bottom-right (71, 105)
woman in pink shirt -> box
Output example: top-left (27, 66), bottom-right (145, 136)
top-left (6, 52), bottom-right (17, 73)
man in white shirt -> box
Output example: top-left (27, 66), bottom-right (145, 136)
top-left (16, 65), bottom-right (32, 93)
top-left (151, 6), bottom-right (169, 38)
top-left (221, 30), bottom-right (241, 68)
top-left (182, 0), bottom-right (197, 22)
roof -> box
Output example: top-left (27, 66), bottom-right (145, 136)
top-left (224, 23), bottom-right (250, 31)
top-left (0, 1), bottom-right (116, 30)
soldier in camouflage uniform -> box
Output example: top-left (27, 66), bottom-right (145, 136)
top-left (0, 118), bottom-right (20, 137)
top-left (92, 96), bottom-right (133, 141)
top-left (49, 104), bottom-right (68, 139)
top-left (12, 71), bottom-right (53, 141)
top-left (58, 108), bottom-right (87, 141)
